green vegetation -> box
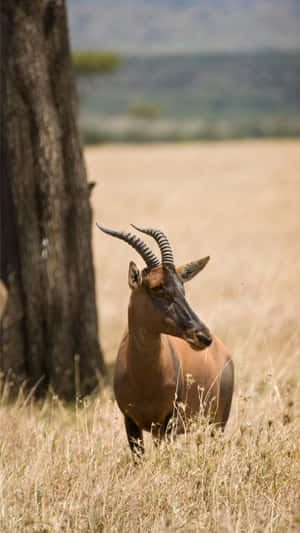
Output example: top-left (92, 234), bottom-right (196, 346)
top-left (128, 102), bottom-right (161, 119)
top-left (72, 51), bottom-right (121, 74)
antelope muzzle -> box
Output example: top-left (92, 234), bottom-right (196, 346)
top-left (183, 325), bottom-right (213, 351)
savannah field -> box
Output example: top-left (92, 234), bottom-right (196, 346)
top-left (1, 139), bottom-right (300, 532)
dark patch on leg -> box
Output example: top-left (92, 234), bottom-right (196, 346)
top-left (219, 358), bottom-right (234, 430)
top-left (151, 412), bottom-right (178, 445)
top-left (151, 422), bottom-right (163, 446)
top-left (165, 412), bottom-right (181, 442)
top-left (163, 412), bottom-right (174, 441)
top-left (124, 416), bottom-right (144, 461)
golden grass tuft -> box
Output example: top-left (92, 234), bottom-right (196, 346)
top-left (1, 140), bottom-right (300, 531)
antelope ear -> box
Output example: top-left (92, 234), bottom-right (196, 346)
top-left (128, 261), bottom-right (142, 289)
top-left (177, 256), bottom-right (210, 283)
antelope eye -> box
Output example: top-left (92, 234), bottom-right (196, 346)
top-left (152, 284), bottom-right (164, 292)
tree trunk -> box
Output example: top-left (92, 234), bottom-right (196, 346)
top-left (0, 0), bottom-right (105, 400)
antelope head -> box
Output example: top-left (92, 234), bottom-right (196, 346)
top-left (97, 223), bottom-right (212, 350)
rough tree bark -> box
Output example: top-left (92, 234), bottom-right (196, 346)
top-left (0, 0), bottom-right (105, 400)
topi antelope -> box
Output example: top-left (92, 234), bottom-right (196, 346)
top-left (97, 223), bottom-right (234, 458)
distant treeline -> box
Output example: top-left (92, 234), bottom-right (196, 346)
top-left (75, 51), bottom-right (300, 143)
top-left (72, 51), bottom-right (121, 74)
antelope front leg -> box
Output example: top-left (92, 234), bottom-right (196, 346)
top-left (151, 412), bottom-right (178, 446)
top-left (124, 416), bottom-right (144, 461)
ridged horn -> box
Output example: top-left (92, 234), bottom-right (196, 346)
top-left (96, 223), bottom-right (160, 269)
top-left (131, 225), bottom-right (174, 266)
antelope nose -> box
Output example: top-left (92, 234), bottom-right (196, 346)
top-left (195, 331), bottom-right (212, 347)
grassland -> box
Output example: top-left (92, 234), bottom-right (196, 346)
top-left (1, 140), bottom-right (300, 531)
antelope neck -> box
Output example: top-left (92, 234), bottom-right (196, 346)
top-left (128, 323), bottom-right (162, 359)
top-left (127, 306), bottom-right (163, 371)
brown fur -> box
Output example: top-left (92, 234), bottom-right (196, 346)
top-left (114, 330), bottom-right (232, 432)
top-left (142, 265), bottom-right (164, 288)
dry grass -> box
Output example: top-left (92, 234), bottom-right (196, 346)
top-left (1, 140), bottom-right (300, 532)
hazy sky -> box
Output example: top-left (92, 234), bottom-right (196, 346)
top-left (66, 0), bottom-right (300, 53)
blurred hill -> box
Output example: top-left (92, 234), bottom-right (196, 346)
top-left (77, 52), bottom-right (300, 143)
top-left (66, 0), bottom-right (300, 54)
